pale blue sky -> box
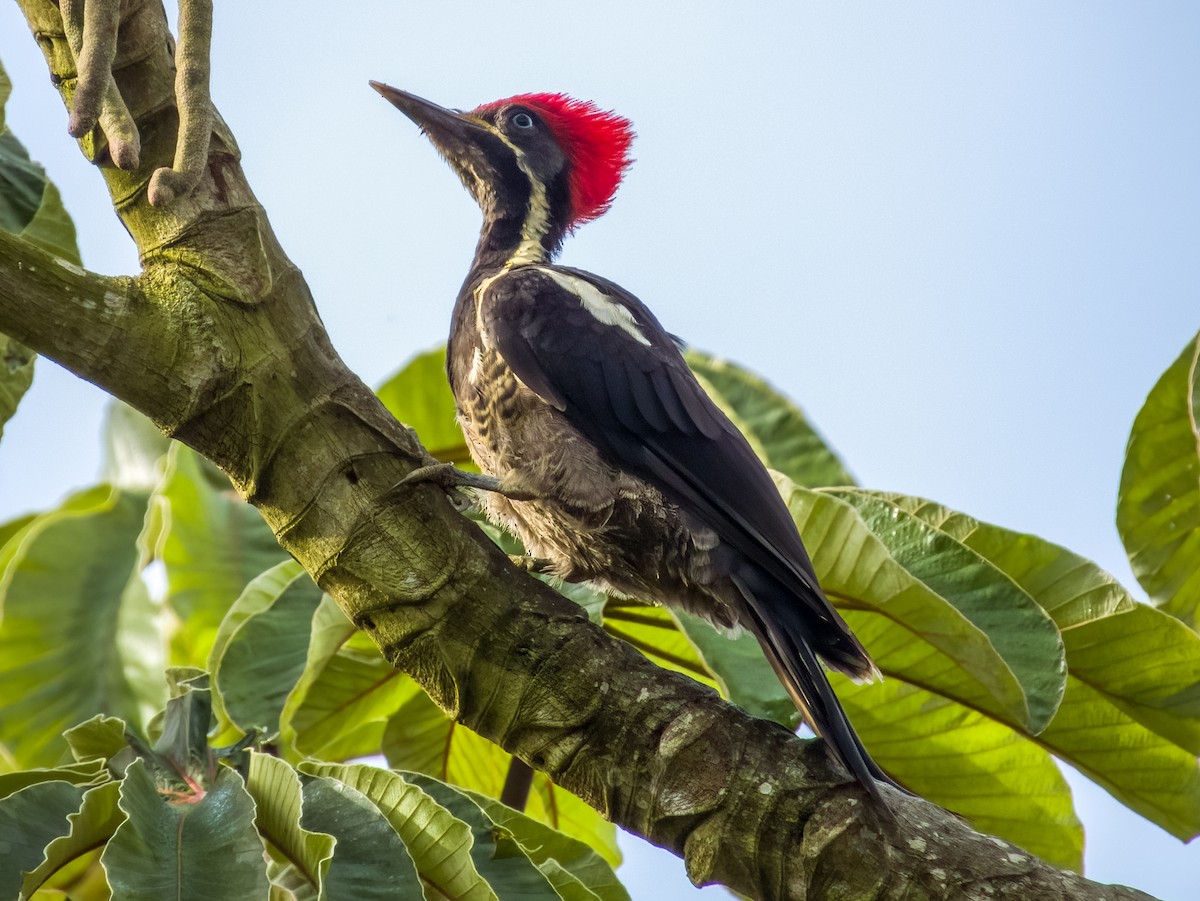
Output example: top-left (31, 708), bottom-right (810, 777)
top-left (1, 3), bottom-right (1197, 898)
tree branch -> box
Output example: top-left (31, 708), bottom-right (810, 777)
top-left (0, 2), bottom-right (1157, 898)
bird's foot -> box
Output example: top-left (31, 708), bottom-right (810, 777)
top-left (508, 555), bottom-right (555, 575)
top-left (394, 461), bottom-right (538, 511)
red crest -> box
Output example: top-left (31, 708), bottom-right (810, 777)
top-left (475, 94), bottom-right (635, 228)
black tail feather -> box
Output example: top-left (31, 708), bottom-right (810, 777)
top-left (731, 564), bottom-right (900, 803)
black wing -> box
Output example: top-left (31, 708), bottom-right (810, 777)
top-left (479, 264), bottom-right (869, 676)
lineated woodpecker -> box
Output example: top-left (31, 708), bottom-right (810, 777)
top-left (371, 82), bottom-right (897, 802)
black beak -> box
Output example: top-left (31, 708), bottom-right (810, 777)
top-left (369, 82), bottom-right (492, 158)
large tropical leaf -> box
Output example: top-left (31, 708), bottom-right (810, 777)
top-left (280, 597), bottom-right (420, 761)
top-left (210, 561), bottom-right (325, 738)
top-left (0, 59), bottom-right (80, 441)
top-left (244, 752), bottom-right (335, 900)
top-left (828, 488), bottom-right (1066, 733)
top-left (102, 759), bottom-right (269, 900)
top-left (464, 788), bottom-right (631, 901)
top-left (1118, 330), bottom-right (1200, 629)
top-left (154, 445), bottom-right (289, 663)
top-left (681, 479), bottom-right (1200, 865)
top-left (884, 493), bottom-right (1200, 840)
top-left (404, 773), bottom-right (563, 898)
top-left (300, 762), bottom-right (494, 900)
top-left (382, 688), bottom-right (622, 868)
top-left (0, 779), bottom-right (89, 899)
top-left (20, 781), bottom-right (124, 899)
top-left (0, 487), bottom-right (162, 766)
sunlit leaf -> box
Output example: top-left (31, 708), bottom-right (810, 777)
top-left (280, 597), bottom-right (420, 761)
top-left (887, 495), bottom-right (1200, 840)
top-left (376, 345), bottom-right (473, 467)
top-left (0, 487), bottom-right (158, 766)
top-left (404, 773), bottom-right (561, 897)
top-left (776, 480), bottom-right (1031, 728)
top-left (383, 689), bottom-right (622, 868)
top-left (836, 675), bottom-right (1082, 869)
top-left (828, 488), bottom-right (1066, 733)
top-left (301, 762), bottom-right (495, 900)
top-left (245, 752), bottom-right (334, 899)
top-left (465, 788), bottom-right (631, 901)
top-left (154, 445), bottom-right (288, 663)
top-left (103, 759), bottom-right (269, 900)
top-left (101, 402), bottom-right (172, 493)
top-left (686, 350), bottom-right (855, 487)
top-left (1118, 330), bottom-right (1200, 629)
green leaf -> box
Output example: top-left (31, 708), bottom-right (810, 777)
top-left (244, 752), bottom-right (334, 899)
top-left (686, 350), bottom-right (855, 487)
top-left (280, 597), bottom-right (420, 761)
top-left (0, 93), bottom-right (81, 441)
top-left (301, 762), bottom-right (495, 900)
top-left (102, 759), bottom-right (269, 901)
top-left (892, 496), bottom-right (1200, 840)
top-left (400, 773), bottom-right (563, 899)
top-left (835, 675), bottom-right (1083, 869)
top-left (0, 512), bottom-right (36, 563)
top-left (154, 445), bottom-right (289, 663)
top-left (0, 780), bottom-right (87, 900)
top-left (211, 562), bottom-right (324, 738)
top-left (152, 680), bottom-right (217, 784)
top-left (101, 402), bottom-right (172, 492)
top-left (0, 762), bottom-right (106, 800)
top-left (0, 129), bottom-right (81, 265)
top-left (0, 487), bottom-right (159, 766)
top-left (0, 60), bottom-right (11, 128)
top-left (828, 488), bottom-right (1066, 733)
top-left (21, 781), bottom-right (125, 898)
top-left (0, 332), bottom-right (35, 443)
top-left (383, 689), bottom-right (622, 868)
top-left (297, 774), bottom-right (422, 901)
top-left (64, 715), bottom-right (129, 764)
top-left (1118, 330), bottom-right (1200, 629)
top-left (774, 479), bottom-right (1032, 728)
top-left (465, 789), bottom-right (631, 901)
top-left (376, 345), bottom-right (473, 467)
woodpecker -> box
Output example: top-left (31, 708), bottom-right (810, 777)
top-left (372, 82), bottom-right (897, 802)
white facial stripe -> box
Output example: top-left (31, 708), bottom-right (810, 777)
top-left (484, 129), bottom-right (553, 267)
top-left (539, 269), bottom-right (652, 347)
top-left (511, 148), bottom-right (551, 265)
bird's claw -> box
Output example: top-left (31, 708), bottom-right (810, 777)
top-left (508, 555), bottom-right (554, 575)
top-left (397, 462), bottom-right (504, 493)
top-left (393, 461), bottom-right (537, 509)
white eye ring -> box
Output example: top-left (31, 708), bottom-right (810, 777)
top-left (512, 112), bottom-right (535, 129)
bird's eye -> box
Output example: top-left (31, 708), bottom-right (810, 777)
top-left (511, 112), bottom-right (535, 129)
